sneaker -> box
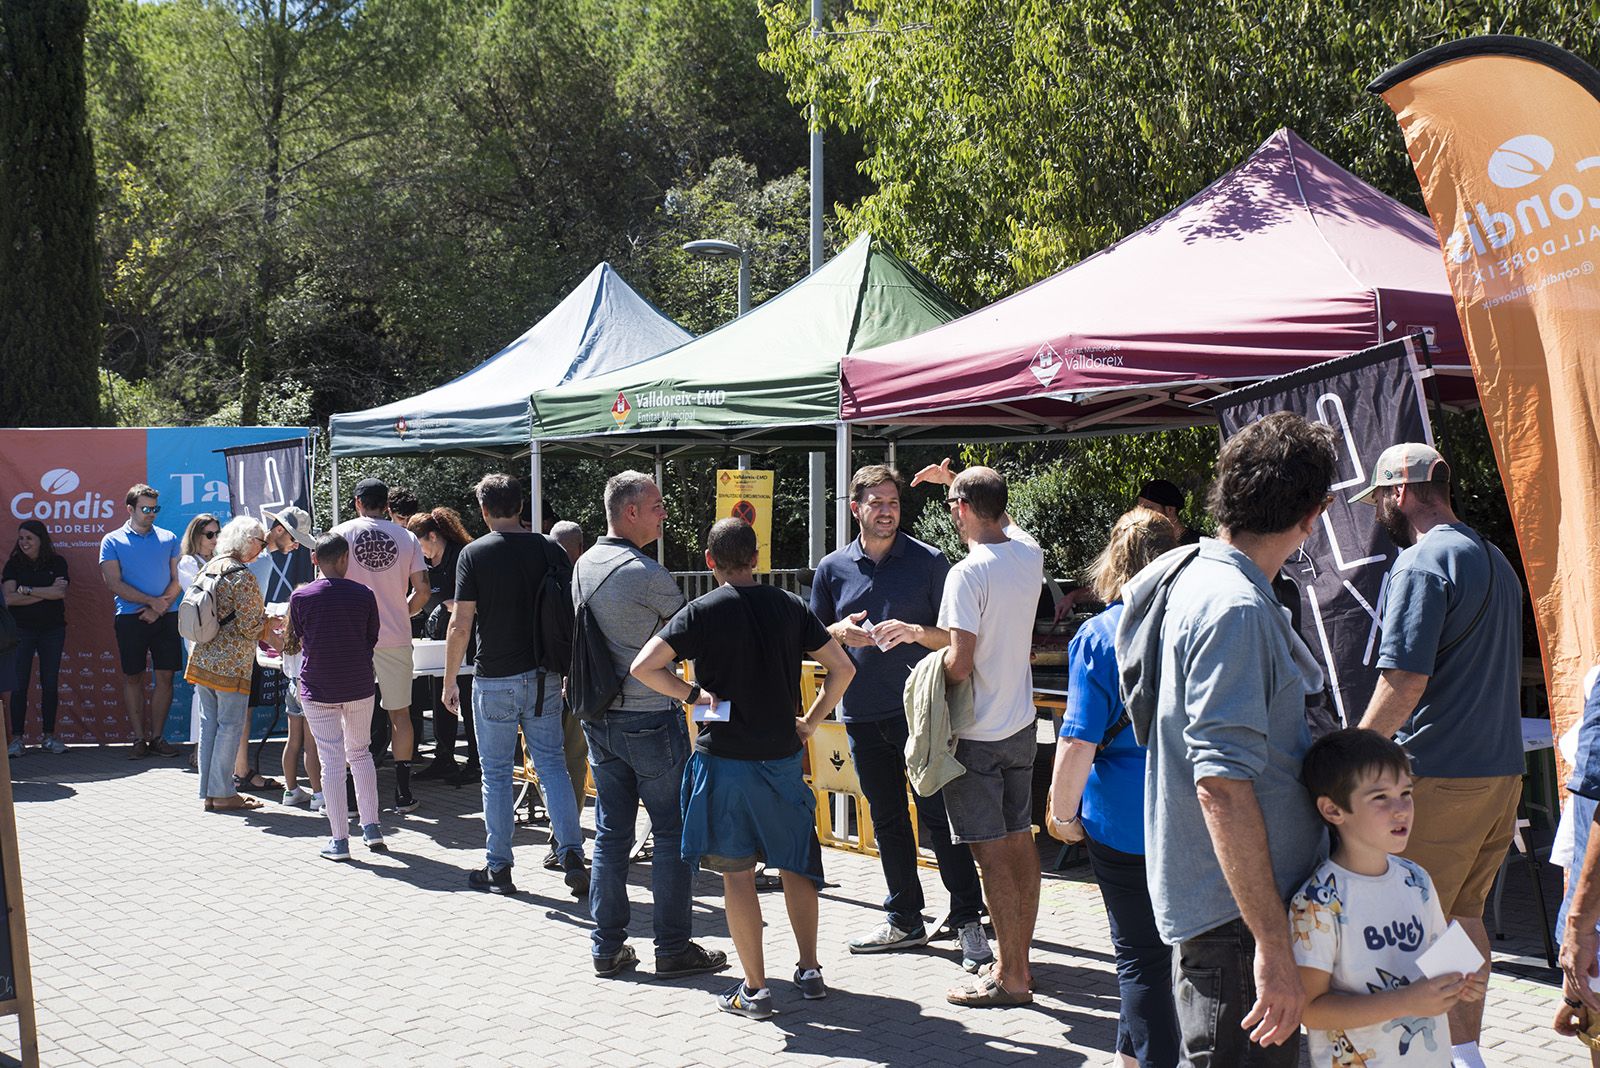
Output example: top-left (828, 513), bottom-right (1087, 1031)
top-left (320, 838), bottom-right (351, 862)
top-left (467, 865), bottom-right (516, 895)
top-left (282, 786), bottom-right (313, 807)
top-left (389, 796), bottom-right (420, 815)
top-left (655, 942), bottom-right (728, 979)
top-left (309, 792), bottom-right (326, 813)
top-left (148, 737), bottom-right (180, 757)
top-left (561, 851), bottom-right (590, 898)
top-left (793, 965), bottom-right (827, 1000)
top-left (362, 823), bottom-right (387, 851)
top-left (445, 762), bottom-right (481, 786)
top-left (716, 981), bottom-right (773, 1020)
top-left (413, 760), bottom-right (456, 782)
top-left (594, 944), bottom-right (639, 978)
top-left (542, 847), bottom-right (562, 872)
top-left (959, 921), bottom-right (995, 973)
top-left (40, 735), bottom-right (65, 755)
top-left (847, 921), bottom-right (930, 954)
top-left (127, 739), bottom-right (149, 760)
top-left (6, 739), bottom-right (21, 758)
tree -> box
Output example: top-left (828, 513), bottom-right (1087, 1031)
top-left (0, 0), bottom-right (103, 426)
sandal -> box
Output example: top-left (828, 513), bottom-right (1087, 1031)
top-left (946, 972), bottom-right (1032, 1007)
top-left (234, 772), bottom-right (283, 793)
top-left (977, 960), bottom-right (1037, 991)
top-left (210, 795), bottom-right (264, 812)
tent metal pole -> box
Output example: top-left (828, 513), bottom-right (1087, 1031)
top-left (530, 440), bottom-right (544, 532)
top-left (329, 457), bottom-right (339, 526)
top-left (808, 452), bottom-right (826, 567)
top-left (887, 439), bottom-right (897, 470)
top-left (655, 448), bottom-right (666, 565)
top-left (833, 422), bottom-right (851, 551)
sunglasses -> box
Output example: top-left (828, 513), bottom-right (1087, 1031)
top-left (139, 505), bottom-right (161, 515)
top-left (945, 495), bottom-right (966, 508)
top-left (202, 530), bottom-right (218, 539)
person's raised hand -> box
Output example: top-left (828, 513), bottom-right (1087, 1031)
top-left (910, 458), bottom-right (955, 488)
top-left (1241, 941), bottom-right (1306, 1047)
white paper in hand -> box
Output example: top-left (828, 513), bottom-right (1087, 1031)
top-left (692, 699), bottom-right (732, 724)
top-left (1414, 920), bottom-right (1486, 979)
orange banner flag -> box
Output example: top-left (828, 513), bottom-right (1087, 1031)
top-left (1371, 37), bottom-right (1600, 759)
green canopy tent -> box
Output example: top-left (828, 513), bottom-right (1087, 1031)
top-left (528, 233), bottom-right (964, 551)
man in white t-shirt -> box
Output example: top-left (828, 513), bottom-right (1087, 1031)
top-left (331, 478), bottom-right (429, 813)
top-left (913, 461), bottom-right (1044, 1008)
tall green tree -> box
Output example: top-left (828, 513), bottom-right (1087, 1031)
top-left (0, 0), bottom-right (103, 426)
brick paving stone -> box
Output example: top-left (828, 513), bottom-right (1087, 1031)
top-left (1, 745), bottom-right (1592, 1064)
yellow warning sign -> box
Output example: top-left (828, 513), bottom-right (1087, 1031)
top-left (714, 469), bottom-right (775, 572)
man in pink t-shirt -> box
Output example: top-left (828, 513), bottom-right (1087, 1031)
top-left (331, 478), bottom-right (429, 813)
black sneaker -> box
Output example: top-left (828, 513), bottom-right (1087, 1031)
top-left (655, 942), bottom-right (729, 979)
top-left (561, 851), bottom-right (590, 898)
top-left (467, 865), bottom-right (516, 895)
top-left (413, 760), bottom-right (457, 782)
top-left (389, 795), bottom-right (420, 815)
top-left (446, 762), bottom-right (481, 787)
top-left (594, 944), bottom-right (639, 978)
top-left (542, 847), bottom-right (562, 872)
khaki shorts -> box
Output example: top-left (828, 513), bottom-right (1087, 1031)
top-left (1403, 774), bottom-right (1521, 918)
top-left (373, 646), bottom-right (415, 711)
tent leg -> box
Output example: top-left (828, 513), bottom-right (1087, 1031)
top-left (655, 449), bottom-right (666, 565)
top-left (530, 441), bottom-right (544, 532)
top-left (886, 439), bottom-right (897, 470)
top-left (329, 457), bottom-right (339, 526)
top-left (834, 423), bottom-right (851, 552)
top-left (808, 452), bottom-right (826, 568)
top-left (737, 454), bottom-right (751, 471)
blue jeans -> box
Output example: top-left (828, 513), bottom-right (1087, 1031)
top-left (584, 707), bottom-right (692, 958)
top-left (10, 624), bottom-right (65, 736)
top-left (1087, 836), bottom-right (1179, 1068)
top-left (847, 715), bottom-right (984, 930)
top-left (196, 686), bottom-right (249, 799)
top-left (473, 669), bottom-right (583, 871)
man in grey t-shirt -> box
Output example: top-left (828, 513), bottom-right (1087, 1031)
top-left (1120, 412), bottom-right (1333, 1065)
top-left (1355, 443), bottom-right (1520, 1068)
top-left (574, 471), bottom-right (726, 981)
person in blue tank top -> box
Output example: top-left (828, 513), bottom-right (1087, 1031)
top-left (1048, 506), bottom-right (1180, 1068)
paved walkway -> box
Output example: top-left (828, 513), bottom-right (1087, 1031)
top-left (1, 743), bottom-right (1587, 1066)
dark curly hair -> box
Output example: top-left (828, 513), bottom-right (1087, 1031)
top-left (1207, 412), bottom-right (1336, 535)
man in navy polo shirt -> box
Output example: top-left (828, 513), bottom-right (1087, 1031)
top-left (810, 464), bottom-right (989, 968)
top-left (98, 483), bottom-right (183, 759)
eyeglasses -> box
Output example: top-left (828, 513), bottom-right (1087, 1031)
top-left (139, 505), bottom-right (161, 515)
top-left (945, 495), bottom-right (966, 509)
top-left (202, 530), bottom-right (219, 539)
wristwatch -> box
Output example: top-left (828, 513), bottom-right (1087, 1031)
top-left (18, 586), bottom-right (30, 596)
top-left (684, 682), bottom-right (702, 705)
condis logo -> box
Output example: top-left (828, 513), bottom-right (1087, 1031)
top-left (1445, 132), bottom-right (1600, 274)
top-left (10, 469), bottom-right (116, 522)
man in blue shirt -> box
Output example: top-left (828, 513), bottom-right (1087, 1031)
top-left (98, 483), bottom-right (183, 759)
top-left (810, 464), bottom-right (989, 970)
top-left (1355, 442), bottom-right (1522, 1068)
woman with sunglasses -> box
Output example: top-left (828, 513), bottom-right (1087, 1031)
top-left (3, 520), bottom-right (69, 755)
top-left (187, 516), bottom-right (277, 812)
top-left (178, 514), bottom-right (221, 767)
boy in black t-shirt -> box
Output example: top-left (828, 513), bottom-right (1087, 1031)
top-left (632, 518), bottom-right (855, 1019)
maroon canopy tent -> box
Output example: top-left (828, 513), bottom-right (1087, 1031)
top-left (840, 129), bottom-right (1474, 439)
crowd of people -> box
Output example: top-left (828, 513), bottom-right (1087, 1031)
top-left (0, 411), bottom-right (1576, 1063)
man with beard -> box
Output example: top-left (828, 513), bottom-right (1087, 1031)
top-left (1354, 442), bottom-right (1522, 1068)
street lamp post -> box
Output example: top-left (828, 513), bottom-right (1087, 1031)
top-left (681, 239), bottom-right (751, 317)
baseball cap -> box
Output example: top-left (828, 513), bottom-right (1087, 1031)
top-left (1137, 478), bottom-right (1185, 511)
top-left (262, 505), bottom-right (316, 551)
top-left (353, 477), bottom-right (387, 497)
top-left (1348, 443), bottom-right (1449, 505)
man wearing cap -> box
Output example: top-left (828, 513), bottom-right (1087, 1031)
top-left (1136, 479), bottom-right (1200, 546)
top-left (1354, 442), bottom-right (1522, 1068)
top-left (257, 506), bottom-right (322, 807)
top-left (332, 479), bottom-right (430, 814)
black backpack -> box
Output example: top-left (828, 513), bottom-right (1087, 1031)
top-left (530, 535), bottom-right (574, 675)
top-left (567, 555), bottom-right (633, 722)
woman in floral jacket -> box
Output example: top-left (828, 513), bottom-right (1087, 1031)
top-left (187, 516), bottom-right (276, 812)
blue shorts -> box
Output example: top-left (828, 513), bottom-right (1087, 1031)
top-left (680, 750), bottom-right (824, 886)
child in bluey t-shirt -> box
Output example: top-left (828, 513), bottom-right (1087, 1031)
top-left (1289, 729), bottom-right (1486, 1067)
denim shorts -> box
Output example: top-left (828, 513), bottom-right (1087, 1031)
top-left (680, 750), bottom-right (824, 886)
top-left (941, 723), bottom-right (1037, 844)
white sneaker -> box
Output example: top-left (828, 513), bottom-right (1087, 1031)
top-left (40, 735), bottom-right (65, 754)
top-left (959, 921), bottom-right (995, 973)
top-left (6, 739), bottom-right (22, 758)
top-left (282, 786), bottom-right (313, 807)
top-left (309, 792), bottom-right (326, 812)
